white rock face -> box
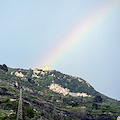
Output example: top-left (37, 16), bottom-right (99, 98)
top-left (49, 74), bottom-right (55, 77)
top-left (10, 99), bottom-right (16, 102)
top-left (78, 78), bottom-right (84, 83)
top-left (49, 83), bottom-right (69, 96)
top-left (11, 72), bottom-right (14, 75)
top-left (32, 74), bottom-right (40, 78)
top-left (15, 72), bottom-right (24, 77)
top-left (32, 68), bottom-right (40, 78)
top-left (86, 81), bottom-right (90, 87)
top-left (34, 68), bottom-right (40, 74)
top-left (117, 116), bottom-right (120, 120)
top-left (41, 71), bottom-right (45, 76)
top-left (49, 83), bottom-right (91, 97)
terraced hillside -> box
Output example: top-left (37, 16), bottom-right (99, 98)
top-left (0, 65), bottom-right (120, 120)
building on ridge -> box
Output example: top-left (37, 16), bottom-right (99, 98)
top-left (41, 66), bottom-right (49, 71)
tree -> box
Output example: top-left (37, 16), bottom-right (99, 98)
top-left (0, 65), bottom-right (2, 69)
top-left (92, 103), bottom-right (98, 110)
top-left (71, 107), bottom-right (86, 119)
top-left (2, 64), bottom-right (8, 72)
top-left (23, 106), bottom-right (34, 119)
top-left (0, 87), bottom-right (7, 95)
top-left (27, 69), bottom-right (33, 78)
top-left (0, 64), bottom-right (8, 72)
top-left (94, 95), bottom-right (102, 103)
top-left (28, 78), bottom-right (35, 84)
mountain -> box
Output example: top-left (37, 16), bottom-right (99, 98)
top-left (0, 64), bottom-right (120, 120)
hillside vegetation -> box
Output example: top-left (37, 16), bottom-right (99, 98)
top-left (0, 64), bottom-right (120, 120)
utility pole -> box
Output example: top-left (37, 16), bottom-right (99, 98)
top-left (17, 89), bottom-right (23, 120)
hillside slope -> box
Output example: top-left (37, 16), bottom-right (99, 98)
top-left (0, 65), bottom-right (120, 120)
top-left (9, 68), bottom-right (99, 97)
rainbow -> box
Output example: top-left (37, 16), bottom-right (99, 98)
top-left (35, 1), bottom-right (119, 69)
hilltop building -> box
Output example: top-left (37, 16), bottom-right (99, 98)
top-left (33, 66), bottom-right (49, 74)
top-left (41, 66), bottom-right (49, 71)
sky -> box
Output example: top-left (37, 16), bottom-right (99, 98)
top-left (0, 0), bottom-right (120, 100)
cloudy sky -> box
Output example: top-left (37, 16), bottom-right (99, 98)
top-left (0, 0), bottom-right (120, 100)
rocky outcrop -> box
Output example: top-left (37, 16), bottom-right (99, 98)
top-left (48, 83), bottom-right (91, 97)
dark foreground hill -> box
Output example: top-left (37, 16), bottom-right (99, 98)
top-left (0, 64), bottom-right (120, 120)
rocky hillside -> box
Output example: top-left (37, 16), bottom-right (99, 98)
top-left (9, 68), bottom-right (98, 97)
top-left (0, 64), bottom-right (120, 120)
